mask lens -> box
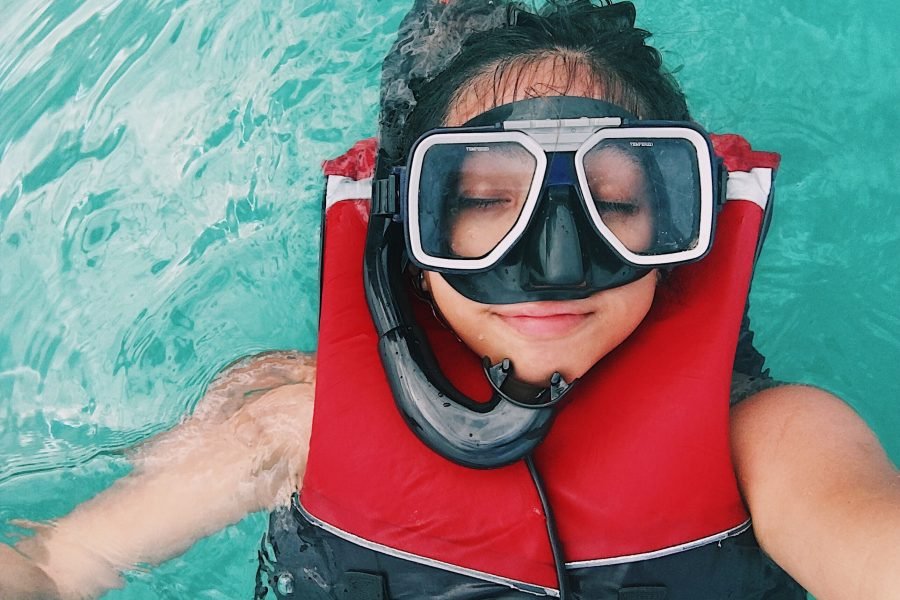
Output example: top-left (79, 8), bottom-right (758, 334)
top-left (417, 141), bottom-right (538, 260)
top-left (582, 138), bottom-right (702, 256)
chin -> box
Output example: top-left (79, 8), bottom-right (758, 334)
top-left (509, 358), bottom-right (586, 387)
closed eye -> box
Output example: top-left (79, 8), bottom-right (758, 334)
top-left (452, 196), bottom-right (510, 211)
top-left (595, 200), bottom-right (639, 216)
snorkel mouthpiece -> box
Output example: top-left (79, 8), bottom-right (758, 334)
top-left (483, 358), bottom-right (574, 408)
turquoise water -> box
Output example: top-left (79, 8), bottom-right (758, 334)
top-left (0, 0), bottom-right (897, 597)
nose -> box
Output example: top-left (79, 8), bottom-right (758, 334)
top-left (523, 185), bottom-right (586, 288)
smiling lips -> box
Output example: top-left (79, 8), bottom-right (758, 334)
top-left (493, 302), bottom-right (592, 338)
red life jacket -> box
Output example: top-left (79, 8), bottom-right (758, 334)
top-left (298, 135), bottom-right (784, 595)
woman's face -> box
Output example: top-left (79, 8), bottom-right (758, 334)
top-left (423, 57), bottom-right (658, 386)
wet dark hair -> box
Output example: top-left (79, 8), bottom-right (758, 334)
top-left (379, 0), bottom-right (691, 167)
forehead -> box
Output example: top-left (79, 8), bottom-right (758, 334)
top-left (445, 54), bottom-right (607, 126)
top-left (457, 145), bottom-right (536, 178)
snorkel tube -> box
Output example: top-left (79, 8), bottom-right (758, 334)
top-left (364, 161), bottom-right (574, 469)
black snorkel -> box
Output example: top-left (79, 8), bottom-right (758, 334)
top-left (364, 166), bottom-right (573, 469)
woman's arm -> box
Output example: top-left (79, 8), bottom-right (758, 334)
top-left (0, 352), bottom-right (316, 600)
top-left (731, 385), bottom-right (900, 600)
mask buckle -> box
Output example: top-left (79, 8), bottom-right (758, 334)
top-left (372, 169), bottom-right (402, 217)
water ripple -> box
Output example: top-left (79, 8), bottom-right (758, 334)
top-left (0, 1), bottom-right (897, 596)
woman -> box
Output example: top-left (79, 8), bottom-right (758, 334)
top-left (1, 1), bottom-right (898, 599)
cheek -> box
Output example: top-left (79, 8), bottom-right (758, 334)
top-left (424, 273), bottom-right (521, 367)
top-left (449, 217), bottom-right (498, 258)
top-left (424, 272), bottom-right (490, 350)
top-left (571, 272), bottom-right (657, 360)
top-left (628, 212), bottom-right (655, 252)
top-left (602, 211), bottom-right (655, 253)
top-left (599, 272), bottom-right (657, 337)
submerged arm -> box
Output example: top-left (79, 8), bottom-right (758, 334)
top-left (731, 385), bottom-right (900, 600)
top-left (0, 352), bottom-right (316, 600)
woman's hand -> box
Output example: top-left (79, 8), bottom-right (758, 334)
top-left (1, 351), bottom-right (316, 600)
top-left (0, 544), bottom-right (61, 600)
top-left (732, 385), bottom-right (900, 600)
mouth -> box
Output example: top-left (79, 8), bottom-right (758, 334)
top-left (493, 302), bottom-right (592, 339)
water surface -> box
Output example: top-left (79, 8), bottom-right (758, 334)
top-left (0, 1), bottom-right (897, 597)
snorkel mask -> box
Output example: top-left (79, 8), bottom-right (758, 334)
top-left (406, 96), bottom-right (721, 303)
top-left (366, 97), bottom-right (725, 468)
